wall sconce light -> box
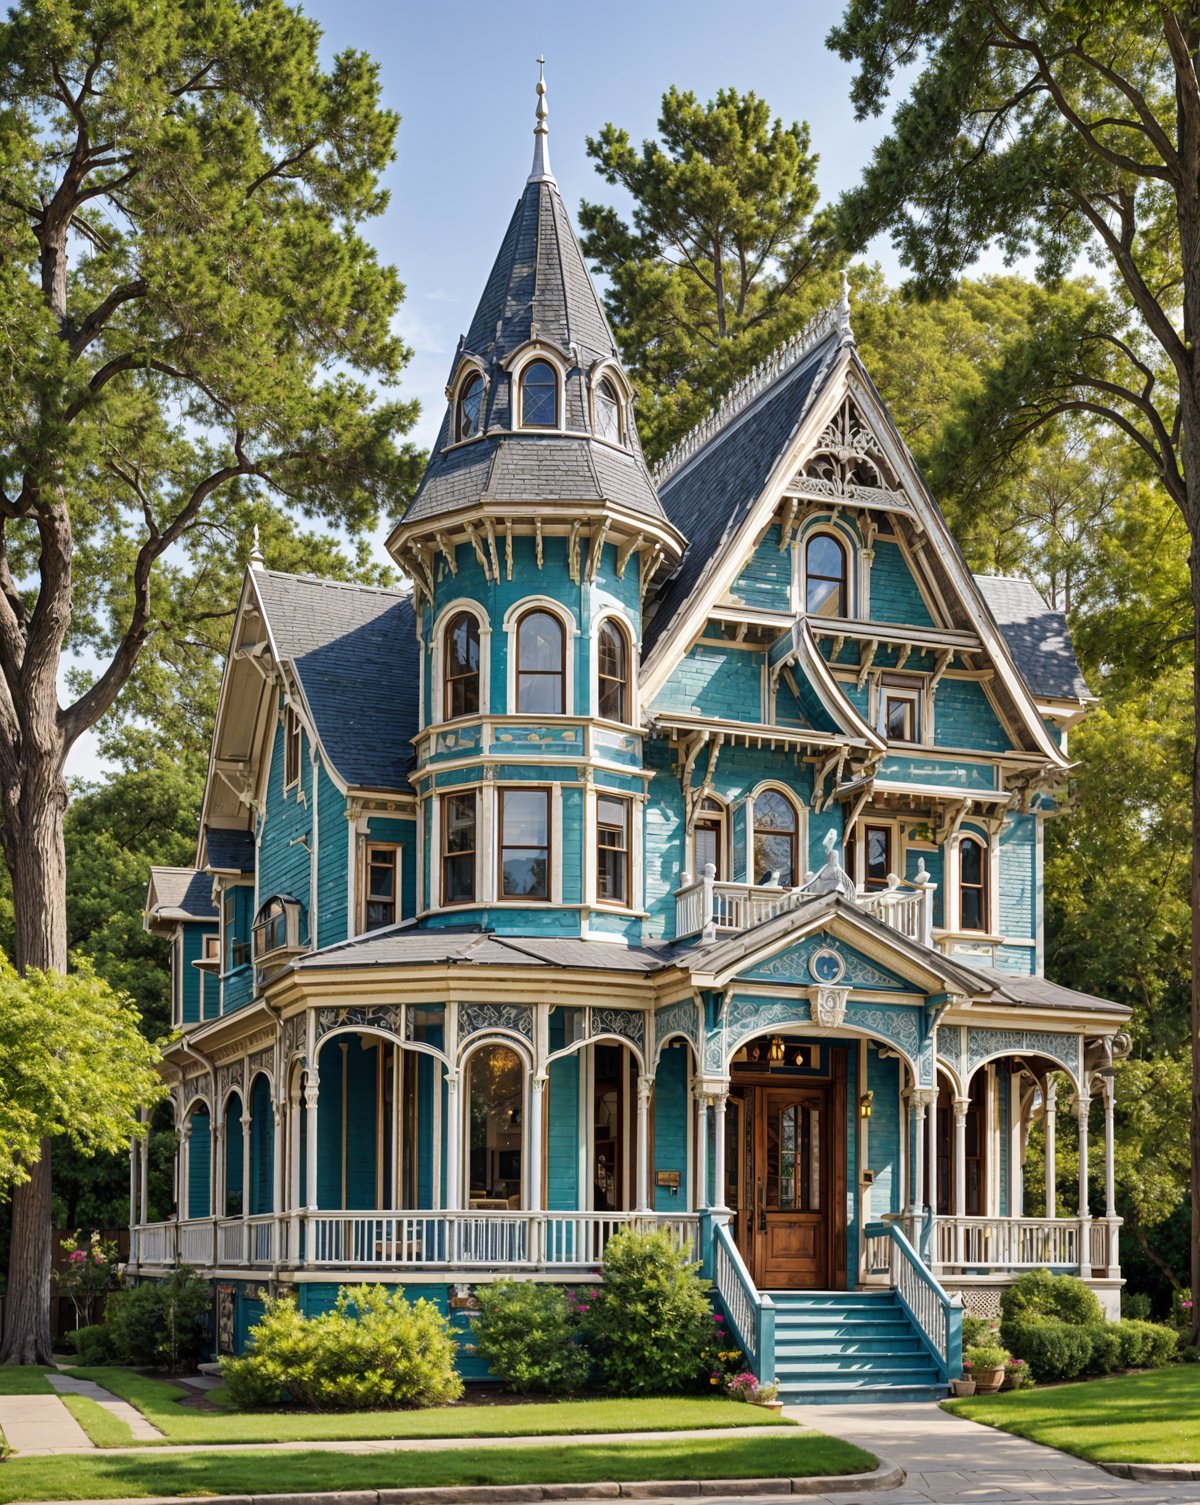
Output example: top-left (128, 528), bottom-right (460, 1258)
top-left (859, 1091), bottom-right (874, 1120)
top-left (767, 1036), bottom-right (786, 1068)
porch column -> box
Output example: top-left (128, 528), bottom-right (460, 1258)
top-left (1044, 1077), bottom-right (1057, 1219)
top-left (213, 1120), bottom-right (225, 1224)
top-left (1010, 1070), bottom-right (1024, 1218)
top-left (139, 1117), bottom-right (150, 1225)
top-left (925, 1088), bottom-right (939, 1244)
top-left (711, 1090), bottom-right (727, 1212)
top-left (444, 1070), bottom-right (461, 1211)
top-left (180, 1119), bottom-right (192, 1222)
top-left (129, 1133), bottom-right (139, 1264)
top-left (953, 1098), bottom-right (969, 1266)
top-left (288, 1078), bottom-right (303, 1257)
top-left (694, 1089), bottom-right (709, 1210)
top-left (635, 1075), bottom-right (652, 1212)
top-left (304, 1068), bottom-right (319, 1212)
top-left (1102, 1070), bottom-right (1117, 1273)
top-left (1076, 1086), bottom-right (1092, 1279)
top-left (909, 1094), bottom-right (927, 1216)
top-left (271, 1102), bottom-right (284, 1220)
top-left (527, 1073), bottom-right (545, 1214)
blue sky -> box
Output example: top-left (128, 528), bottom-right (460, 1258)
top-left (69, 1), bottom-right (916, 780)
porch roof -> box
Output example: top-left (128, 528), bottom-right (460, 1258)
top-left (971, 968), bottom-right (1131, 1018)
top-left (144, 867), bottom-right (217, 928)
top-left (290, 925), bottom-right (672, 974)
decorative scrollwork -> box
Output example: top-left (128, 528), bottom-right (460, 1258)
top-left (247, 1048), bottom-right (273, 1084)
top-left (844, 1002), bottom-right (921, 1064)
top-left (966, 1026), bottom-right (1081, 1084)
top-left (457, 1003), bottom-right (533, 1042)
top-left (655, 999), bottom-right (700, 1060)
top-left (282, 1012), bottom-right (307, 1066)
top-left (217, 1063), bottom-right (242, 1106)
top-left (746, 937), bottom-right (903, 991)
top-left (797, 395), bottom-right (900, 500)
top-left (316, 1004), bottom-right (402, 1041)
top-left (590, 1007), bottom-right (645, 1054)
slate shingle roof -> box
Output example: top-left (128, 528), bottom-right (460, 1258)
top-left (296, 926), bottom-right (671, 973)
top-left (644, 337), bottom-right (837, 658)
top-left (974, 575), bottom-right (1091, 703)
top-left (253, 570), bottom-right (417, 790)
top-left (403, 176), bottom-right (670, 531)
top-left (147, 866), bottom-right (218, 921)
top-left (973, 967), bottom-right (1130, 1017)
top-left (203, 829), bottom-right (256, 874)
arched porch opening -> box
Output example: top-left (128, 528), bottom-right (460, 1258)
top-left (183, 1099), bottom-right (212, 1221)
top-left (223, 1091), bottom-right (244, 1217)
top-left (464, 1040), bottom-right (527, 1210)
top-left (248, 1072), bottom-right (274, 1215)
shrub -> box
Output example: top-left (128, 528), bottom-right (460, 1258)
top-left (581, 1228), bottom-right (715, 1395)
top-left (69, 1323), bottom-right (116, 1366)
top-left (104, 1267), bottom-right (211, 1371)
top-left (1118, 1319), bottom-right (1179, 1370)
top-left (964, 1343), bottom-right (1009, 1371)
top-left (471, 1281), bottom-right (589, 1395)
top-left (1000, 1317), bottom-right (1093, 1383)
top-left (962, 1315), bottom-right (998, 1349)
top-left (1084, 1322), bottom-right (1121, 1374)
top-left (1121, 1290), bottom-right (1153, 1322)
top-left (1000, 1268), bottom-right (1103, 1326)
top-left (1170, 1288), bottom-right (1194, 1331)
top-left (220, 1284), bottom-right (462, 1411)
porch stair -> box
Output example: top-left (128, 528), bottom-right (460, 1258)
top-left (768, 1289), bottom-right (947, 1404)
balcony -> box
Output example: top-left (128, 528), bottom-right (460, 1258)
top-left (676, 866), bottom-right (936, 948)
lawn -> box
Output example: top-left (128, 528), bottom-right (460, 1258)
top-left (0, 1367), bottom-right (53, 1395)
top-left (59, 1394), bottom-right (135, 1448)
top-left (945, 1366), bottom-right (1200, 1464)
top-left (67, 1370), bottom-right (793, 1447)
top-left (0, 1432), bottom-right (874, 1503)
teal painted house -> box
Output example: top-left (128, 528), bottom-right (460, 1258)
top-left (139, 76), bottom-right (1131, 1400)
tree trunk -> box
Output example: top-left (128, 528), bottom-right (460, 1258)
top-left (1192, 529), bottom-right (1200, 1348)
top-left (0, 750), bottom-right (70, 1366)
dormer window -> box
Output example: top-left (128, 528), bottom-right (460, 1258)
top-left (252, 895), bottom-right (302, 963)
top-left (805, 533), bottom-right (847, 618)
top-left (444, 611), bottom-right (481, 719)
top-left (520, 359), bottom-right (558, 428)
top-left (594, 377), bottom-right (621, 442)
top-left (456, 373), bottom-right (483, 441)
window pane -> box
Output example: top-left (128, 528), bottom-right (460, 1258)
top-left (502, 851), bottom-right (548, 898)
top-left (500, 789), bottom-right (549, 899)
top-left (444, 855), bottom-right (475, 905)
top-left (961, 888), bottom-right (984, 932)
top-left (961, 839), bottom-right (984, 887)
top-left (502, 790), bottom-right (548, 845)
top-left (445, 795), bottom-right (476, 852)
top-left (518, 612), bottom-right (562, 672)
top-left (594, 379), bottom-right (620, 441)
top-left (598, 795), bottom-right (627, 831)
top-left (369, 861), bottom-right (394, 899)
top-left (521, 360), bottom-right (558, 426)
top-left (866, 827), bottom-right (891, 886)
top-left (468, 1044), bottom-right (524, 1204)
top-left (458, 375), bottom-right (483, 439)
top-left (754, 832), bottom-right (794, 887)
top-left (755, 790), bottom-right (795, 832)
top-left (886, 697), bottom-right (912, 740)
top-left (695, 824), bottom-right (720, 877)
top-left (807, 534), bottom-right (845, 580)
top-left (448, 614), bottom-right (479, 675)
top-left (806, 534), bottom-right (846, 617)
top-left (599, 622), bottom-right (624, 678)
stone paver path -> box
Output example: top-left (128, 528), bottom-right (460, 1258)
top-left (0, 1392), bottom-right (92, 1454)
top-left (48, 1372), bottom-right (164, 1442)
top-left (773, 1401), bottom-right (1200, 1505)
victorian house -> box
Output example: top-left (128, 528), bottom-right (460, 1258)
top-left (139, 74), bottom-right (1130, 1401)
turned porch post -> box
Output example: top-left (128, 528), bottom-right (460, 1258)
top-left (444, 1070), bottom-right (461, 1211)
top-left (712, 1091), bottom-right (728, 1212)
top-left (180, 1118), bottom-right (192, 1222)
top-left (695, 1089), bottom-right (709, 1210)
top-left (1044, 1078), bottom-right (1057, 1219)
top-left (303, 1068), bottom-right (319, 1212)
top-left (926, 1088), bottom-right (939, 1224)
top-left (1102, 1069), bottom-right (1118, 1273)
top-left (528, 1073), bottom-right (546, 1214)
top-left (1076, 1086), bottom-right (1092, 1279)
top-left (635, 1075), bottom-right (652, 1212)
top-left (953, 1098), bottom-right (969, 1266)
top-left (909, 1093), bottom-right (928, 1216)
top-left (271, 1102), bottom-right (284, 1222)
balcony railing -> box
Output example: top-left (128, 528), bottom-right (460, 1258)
top-left (134, 1210), bottom-right (697, 1272)
top-left (933, 1215), bottom-right (1121, 1278)
top-left (676, 865), bottom-right (935, 947)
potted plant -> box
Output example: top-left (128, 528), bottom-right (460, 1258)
top-left (951, 1358), bottom-right (976, 1398)
top-left (725, 1371), bottom-right (780, 1407)
top-left (1001, 1357), bottom-right (1031, 1391)
top-left (965, 1342), bottom-right (1010, 1394)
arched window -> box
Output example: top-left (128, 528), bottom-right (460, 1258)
top-left (694, 795), bottom-right (726, 881)
top-left (594, 376), bottom-right (621, 442)
top-left (516, 609), bottom-right (565, 714)
top-left (597, 619), bottom-right (629, 721)
top-left (753, 790), bottom-right (798, 888)
top-left (466, 1043), bottom-right (525, 1206)
top-left (519, 359), bottom-right (558, 428)
top-left (805, 533), bottom-right (848, 618)
top-left (444, 611), bottom-right (481, 719)
top-left (455, 372), bottom-right (484, 441)
top-left (960, 836), bottom-right (988, 932)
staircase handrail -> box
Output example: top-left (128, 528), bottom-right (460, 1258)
top-left (865, 1218), bottom-right (962, 1381)
top-left (712, 1218), bottom-right (775, 1384)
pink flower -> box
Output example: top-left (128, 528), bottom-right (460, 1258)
top-left (714, 1314), bottom-right (724, 1323)
top-left (578, 1304), bottom-right (589, 1312)
top-left (69, 1250), bottom-right (86, 1263)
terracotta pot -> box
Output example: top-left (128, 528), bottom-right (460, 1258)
top-left (974, 1366), bottom-right (1005, 1394)
top-left (951, 1378), bottom-right (977, 1397)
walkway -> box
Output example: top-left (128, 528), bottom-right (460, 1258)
top-left (781, 1401), bottom-right (1200, 1505)
top-left (47, 1372), bottom-right (164, 1441)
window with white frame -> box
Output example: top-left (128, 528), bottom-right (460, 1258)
top-left (959, 835), bottom-right (989, 932)
top-left (498, 787), bottom-right (551, 899)
top-left (694, 795), bottom-right (726, 880)
top-left (596, 794), bottom-right (631, 906)
top-left (593, 376), bottom-right (622, 442)
top-left (455, 372), bottom-right (484, 441)
top-left (363, 844), bottom-right (400, 930)
top-left (516, 609), bottom-right (565, 714)
top-left (878, 680), bottom-right (921, 743)
top-left (519, 359), bottom-right (558, 428)
top-left (805, 532), bottom-right (848, 617)
top-left (753, 789), bottom-right (799, 887)
top-left (441, 792), bottom-right (477, 905)
top-left (597, 618), bottom-right (630, 722)
top-left (284, 705), bottom-right (302, 789)
top-left (443, 611), bottom-right (481, 720)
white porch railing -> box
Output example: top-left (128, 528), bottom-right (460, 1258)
top-left (866, 1219), bottom-right (961, 1380)
top-left (136, 1211), bottom-right (697, 1272)
top-left (713, 1218), bottom-right (775, 1383)
top-left (933, 1215), bottom-right (1125, 1275)
top-left (675, 867), bottom-right (935, 947)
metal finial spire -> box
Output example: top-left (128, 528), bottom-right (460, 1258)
top-left (528, 56), bottom-right (556, 185)
top-left (837, 268), bottom-right (854, 346)
top-left (249, 522), bottom-right (264, 571)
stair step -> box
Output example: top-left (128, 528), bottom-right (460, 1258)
top-left (777, 1382), bottom-right (947, 1405)
top-left (775, 1320), bottom-right (914, 1336)
top-left (775, 1339), bottom-right (927, 1358)
top-left (776, 1360), bottom-right (939, 1379)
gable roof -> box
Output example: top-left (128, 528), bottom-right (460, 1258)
top-left (974, 575), bottom-right (1092, 703)
top-left (645, 332), bottom-right (838, 658)
top-left (145, 867), bottom-right (217, 930)
top-left (202, 828), bottom-right (256, 874)
top-left (252, 570), bottom-right (418, 790)
top-left (293, 925), bottom-right (670, 974)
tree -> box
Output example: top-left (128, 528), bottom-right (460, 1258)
top-left (579, 87), bottom-right (841, 463)
top-left (0, 958), bottom-right (163, 1330)
top-left (0, 0), bottom-right (421, 1361)
top-left (829, 0), bottom-right (1200, 1348)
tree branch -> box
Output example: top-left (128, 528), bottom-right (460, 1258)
top-left (67, 280), bottom-right (148, 358)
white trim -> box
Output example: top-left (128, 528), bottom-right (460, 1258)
top-left (449, 358), bottom-right (487, 444)
top-left (590, 607), bottom-right (638, 725)
top-left (797, 519), bottom-right (858, 619)
top-left (509, 346), bottom-right (567, 431)
top-left (747, 779), bottom-right (808, 887)
top-left (430, 598), bottom-right (491, 727)
top-left (503, 597), bottom-right (578, 716)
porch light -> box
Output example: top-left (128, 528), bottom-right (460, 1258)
top-left (859, 1091), bottom-right (874, 1119)
top-left (767, 1035), bottom-right (786, 1067)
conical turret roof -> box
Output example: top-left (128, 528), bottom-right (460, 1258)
top-left (398, 71), bottom-right (674, 534)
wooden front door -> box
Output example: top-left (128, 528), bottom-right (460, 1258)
top-left (734, 1054), bottom-right (847, 1290)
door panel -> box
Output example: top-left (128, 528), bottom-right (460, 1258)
top-left (760, 1090), bottom-right (826, 1287)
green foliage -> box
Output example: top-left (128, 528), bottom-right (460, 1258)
top-left (1122, 1291), bottom-right (1153, 1322)
top-left (1000, 1319), bottom-right (1095, 1384)
top-left (579, 85), bottom-right (840, 462)
top-left (1000, 1269), bottom-right (1104, 1327)
top-left (961, 1315), bottom-right (998, 1349)
top-left (0, 956), bottom-right (162, 1194)
top-left (1118, 1320), bottom-right (1180, 1370)
top-left (53, 1230), bottom-right (121, 1328)
top-left (220, 1285), bottom-right (463, 1411)
top-left (470, 1280), bottom-right (589, 1396)
top-left (964, 1343), bottom-right (1009, 1371)
top-left (103, 1268), bottom-right (211, 1372)
top-left (581, 1229), bottom-right (716, 1396)
top-left (68, 1323), bottom-right (116, 1366)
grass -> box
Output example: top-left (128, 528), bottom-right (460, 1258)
top-left (945, 1366), bottom-right (1200, 1464)
top-left (59, 1393), bottom-right (135, 1448)
top-left (67, 1370), bottom-right (790, 1446)
top-left (0, 1432), bottom-right (874, 1503)
top-left (0, 1367), bottom-right (53, 1395)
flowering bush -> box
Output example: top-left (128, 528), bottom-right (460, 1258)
top-left (1003, 1357), bottom-right (1034, 1390)
top-left (471, 1280), bottom-right (589, 1395)
top-left (53, 1230), bottom-right (120, 1329)
top-left (1170, 1289), bottom-right (1194, 1332)
top-left (725, 1371), bottom-right (777, 1403)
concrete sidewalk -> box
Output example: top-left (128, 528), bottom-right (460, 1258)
top-left (47, 1372), bottom-right (164, 1441)
top-left (0, 1391), bottom-right (92, 1454)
